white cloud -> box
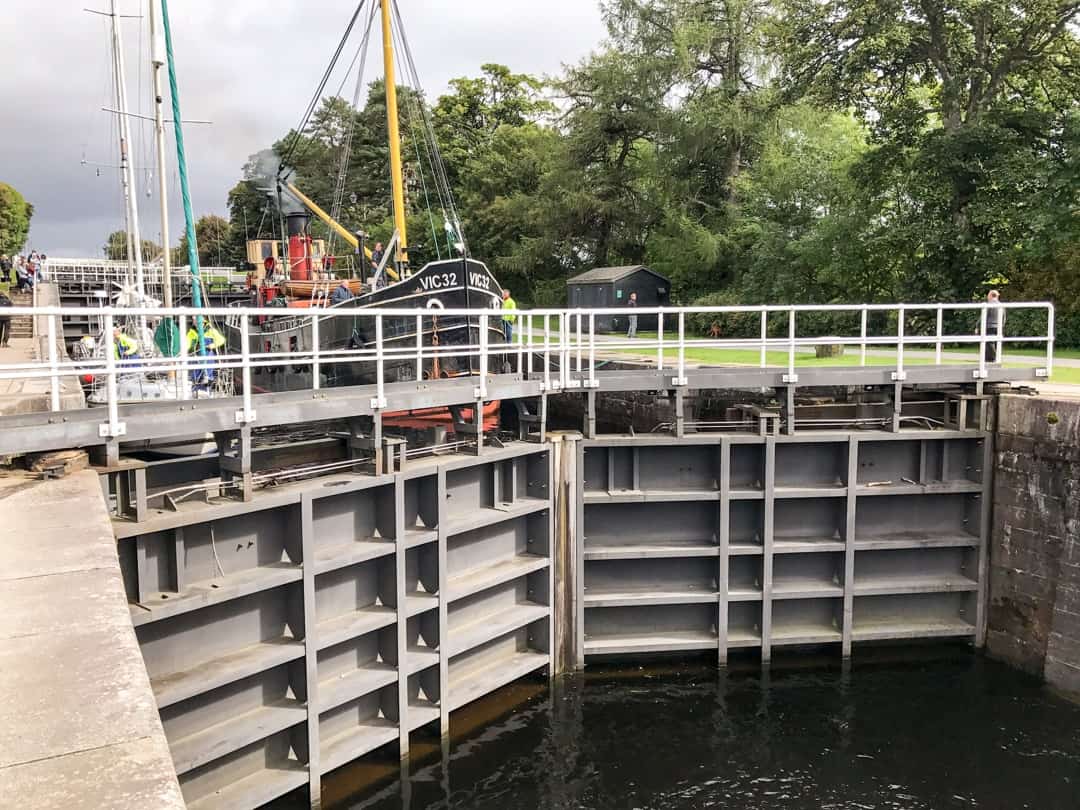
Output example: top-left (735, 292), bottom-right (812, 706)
top-left (0, 0), bottom-right (605, 256)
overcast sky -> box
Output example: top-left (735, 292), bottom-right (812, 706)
top-left (1, 1), bottom-right (606, 257)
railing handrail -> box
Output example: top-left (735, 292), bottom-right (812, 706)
top-left (0, 301), bottom-right (1052, 318)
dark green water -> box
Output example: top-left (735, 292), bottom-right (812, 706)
top-left (339, 651), bottom-right (1080, 810)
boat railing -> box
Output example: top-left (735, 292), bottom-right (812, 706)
top-left (0, 301), bottom-right (1055, 440)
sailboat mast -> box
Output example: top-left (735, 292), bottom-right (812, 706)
top-left (149, 0), bottom-right (172, 307)
top-left (109, 0), bottom-right (146, 300)
top-left (380, 0), bottom-right (408, 271)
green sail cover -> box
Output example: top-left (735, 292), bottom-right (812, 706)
top-left (154, 318), bottom-right (181, 356)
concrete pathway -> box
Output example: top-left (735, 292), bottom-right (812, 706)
top-left (0, 471), bottom-right (184, 809)
top-left (0, 339), bottom-right (85, 416)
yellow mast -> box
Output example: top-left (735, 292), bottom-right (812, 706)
top-left (380, 0), bottom-right (408, 271)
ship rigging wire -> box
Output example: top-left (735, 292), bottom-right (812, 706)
top-left (277, 1), bottom-right (367, 180)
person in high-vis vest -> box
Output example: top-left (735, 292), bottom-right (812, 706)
top-left (501, 288), bottom-right (517, 344)
top-left (112, 328), bottom-right (139, 362)
top-left (185, 323), bottom-right (226, 386)
top-left (186, 324), bottom-right (226, 354)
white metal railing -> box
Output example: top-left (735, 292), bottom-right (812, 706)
top-left (46, 259), bottom-right (247, 288)
top-left (0, 301), bottom-right (1054, 439)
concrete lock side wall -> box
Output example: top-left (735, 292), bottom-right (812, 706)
top-left (988, 395), bottom-right (1080, 698)
top-left (115, 443), bottom-right (555, 810)
top-left (0, 470), bottom-right (184, 809)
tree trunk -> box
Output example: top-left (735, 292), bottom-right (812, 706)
top-left (815, 344), bottom-right (845, 359)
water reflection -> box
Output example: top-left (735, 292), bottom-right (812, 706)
top-left (329, 649), bottom-right (1080, 810)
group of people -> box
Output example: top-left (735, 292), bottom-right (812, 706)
top-left (108, 321), bottom-right (226, 388)
top-left (1, 252), bottom-right (47, 292)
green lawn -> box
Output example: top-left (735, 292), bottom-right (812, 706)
top-left (623, 333), bottom-right (1071, 358)
top-left (631, 346), bottom-right (938, 367)
top-left (612, 344), bottom-right (1080, 384)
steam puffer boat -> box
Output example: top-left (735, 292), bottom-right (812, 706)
top-left (228, 214), bottom-right (505, 393)
top-left (223, 0), bottom-right (509, 394)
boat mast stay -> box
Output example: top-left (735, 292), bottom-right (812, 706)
top-left (148, 0), bottom-right (171, 307)
top-left (147, 0), bottom-right (170, 306)
top-left (107, 0), bottom-right (147, 303)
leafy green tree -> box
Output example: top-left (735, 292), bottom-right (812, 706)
top-left (775, 0), bottom-right (1080, 299)
top-left (0, 183), bottom-right (33, 256)
top-left (174, 215), bottom-right (234, 267)
top-left (733, 105), bottom-right (890, 304)
top-left (103, 230), bottom-right (162, 263)
top-left (434, 64), bottom-right (553, 184)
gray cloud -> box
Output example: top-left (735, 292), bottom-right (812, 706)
top-left (0, 0), bottom-right (605, 257)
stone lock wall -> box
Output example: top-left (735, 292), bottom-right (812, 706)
top-left (987, 394), bottom-right (1080, 697)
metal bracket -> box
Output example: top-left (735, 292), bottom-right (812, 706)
top-left (1036, 368), bottom-right (1049, 378)
top-left (782, 373), bottom-right (799, 384)
top-left (473, 387), bottom-right (485, 399)
top-left (234, 409), bottom-right (257, 425)
top-left (98, 422), bottom-right (127, 438)
top-left (564, 380), bottom-right (583, 390)
top-left (369, 397), bottom-right (388, 410)
top-left (670, 376), bottom-right (688, 387)
top-left (971, 370), bottom-right (988, 380)
top-left (583, 379), bottom-right (600, 389)
top-left (891, 371), bottom-right (908, 382)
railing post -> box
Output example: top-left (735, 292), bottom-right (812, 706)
top-left (372, 314), bottom-right (386, 409)
top-left (46, 314), bottom-right (60, 412)
top-left (516, 310), bottom-right (524, 375)
top-left (977, 306), bottom-right (988, 380)
top-left (527, 313), bottom-right (534, 376)
top-left (674, 311), bottom-right (687, 386)
top-left (657, 312), bottom-right (664, 370)
top-left (935, 306), bottom-right (944, 364)
top-left (311, 313), bottom-right (321, 391)
top-left (588, 312), bottom-right (597, 389)
top-left (1046, 304), bottom-right (1055, 378)
top-left (576, 311), bottom-right (583, 375)
top-left (543, 313), bottom-right (551, 391)
top-left (238, 314), bottom-right (256, 424)
top-left (996, 304), bottom-right (1005, 365)
top-left (415, 313), bottom-right (423, 382)
top-left (565, 313), bottom-right (574, 390)
top-left (760, 307), bottom-right (767, 367)
top-left (100, 312), bottom-right (125, 438)
top-left (894, 305), bottom-right (907, 381)
top-left (178, 313), bottom-right (190, 401)
top-left (784, 309), bottom-right (798, 383)
top-left (860, 308), bottom-right (868, 367)
top-left (476, 313), bottom-right (488, 400)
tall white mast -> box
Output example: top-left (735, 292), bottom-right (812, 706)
top-left (108, 0), bottom-right (146, 301)
top-left (149, 0), bottom-right (172, 307)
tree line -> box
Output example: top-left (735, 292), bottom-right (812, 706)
top-left (114, 0), bottom-right (1080, 338)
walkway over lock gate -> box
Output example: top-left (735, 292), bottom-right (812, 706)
top-left (0, 299), bottom-right (1054, 459)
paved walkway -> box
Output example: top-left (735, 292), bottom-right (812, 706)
top-left (0, 470), bottom-right (184, 808)
top-left (0, 339), bottom-right (85, 416)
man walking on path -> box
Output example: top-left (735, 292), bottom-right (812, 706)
top-left (985, 290), bottom-right (1004, 363)
top-left (626, 291), bottom-right (638, 339)
top-left (501, 288), bottom-right (517, 344)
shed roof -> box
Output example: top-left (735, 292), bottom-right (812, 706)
top-left (566, 265), bottom-right (669, 284)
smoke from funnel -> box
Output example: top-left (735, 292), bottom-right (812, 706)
top-left (247, 148), bottom-right (304, 215)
